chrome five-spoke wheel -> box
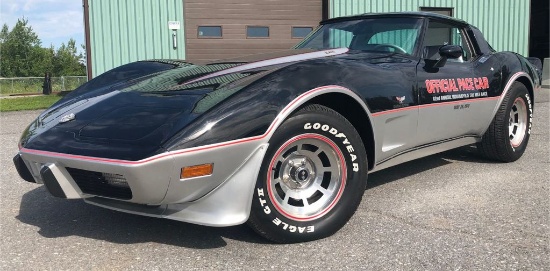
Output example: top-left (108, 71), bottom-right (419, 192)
top-left (267, 134), bottom-right (345, 221)
top-left (248, 104), bottom-right (367, 243)
top-left (509, 97), bottom-right (527, 147)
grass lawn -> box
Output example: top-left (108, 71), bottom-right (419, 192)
top-left (0, 94), bottom-right (63, 112)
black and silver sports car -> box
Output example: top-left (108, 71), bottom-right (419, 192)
top-left (14, 12), bottom-right (542, 243)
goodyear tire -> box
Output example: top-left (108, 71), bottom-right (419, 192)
top-left (248, 104), bottom-right (368, 243)
top-left (478, 82), bottom-right (533, 162)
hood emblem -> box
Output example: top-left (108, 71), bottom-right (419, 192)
top-left (59, 113), bottom-right (76, 123)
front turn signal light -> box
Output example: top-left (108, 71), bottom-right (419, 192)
top-left (181, 163), bottom-right (213, 179)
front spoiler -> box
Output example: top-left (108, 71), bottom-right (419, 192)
top-left (86, 144), bottom-right (267, 226)
top-left (15, 141), bottom-right (268, 226)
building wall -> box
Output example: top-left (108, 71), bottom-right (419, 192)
top-left (88, 0), bottom-right (186, 77)
top-left (329, 0), bottom-right (530, 57)
top-left (86, 0), bottom-right (532, 77)
top-left (184, 0), bottom-right (322, 62)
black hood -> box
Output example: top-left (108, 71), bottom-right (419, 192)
top-left (20, 48), bottom-right (350, 160)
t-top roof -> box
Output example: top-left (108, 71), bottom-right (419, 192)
top-left (322, 12), bottom-right (468, 26)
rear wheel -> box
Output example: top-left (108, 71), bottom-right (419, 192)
top-left (478, 82), bottom-right (533, 162)
top-left (248, 104), bottom-right (368, 243)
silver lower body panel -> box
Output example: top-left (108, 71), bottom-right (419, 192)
top-left (18, 141), bottom-right (268, 226)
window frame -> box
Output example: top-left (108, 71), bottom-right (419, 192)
top-left (197, 26), bottom-right (223, 39)
top-left (246, 26), bottom-right (270, 39)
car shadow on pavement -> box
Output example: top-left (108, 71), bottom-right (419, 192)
top-left (16, 146), bottom-right (498, 248)
top-left (367, 145), bottom-right (499, 189)
top-left (16, 187), bottom-right (270, 248)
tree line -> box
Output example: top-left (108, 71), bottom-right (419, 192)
top-left (0, 18), bottom-right (86, 78)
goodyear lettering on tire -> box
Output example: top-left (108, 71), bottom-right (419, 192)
top-left (526, 93), bottom-right (532, 135)
top-left (304, 122), bottom-right (359, 172)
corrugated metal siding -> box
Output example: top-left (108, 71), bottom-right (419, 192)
top-left (329, 0), bottom-right (530, 56)
top-left (88, 0), bottom-right (186, 77)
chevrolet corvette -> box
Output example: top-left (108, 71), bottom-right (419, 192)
top-left (14, 12), bottom-right (542, 243)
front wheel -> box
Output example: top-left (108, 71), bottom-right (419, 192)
top-left (477, 82), bottom-right (533, 162)
top-left (248, 104), bottom-right (368, 243)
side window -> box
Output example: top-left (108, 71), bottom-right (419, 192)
top-left (424, 20), bottom-right (473, 61)
top-left (328, 28), bottom-right (354, 48)
top-left (366, 29), bottom-right (419, 55)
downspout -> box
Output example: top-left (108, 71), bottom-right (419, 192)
top-left (83, 0), bottom-right (93, 80)
top-left (322, 0), bottom-right (329, 20)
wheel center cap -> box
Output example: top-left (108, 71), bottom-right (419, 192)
top-left (295, 168), bottom-right (309, 182)
top-left (282, 156), bottom-right (316, 189)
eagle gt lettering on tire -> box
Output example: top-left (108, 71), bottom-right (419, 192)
top-left (248, 104), bottom-right (368, 243)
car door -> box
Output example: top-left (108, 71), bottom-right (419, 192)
top-left (347, 18), bottom-right (423, 163)
top-left (415, 19), bottom-right (489, 146)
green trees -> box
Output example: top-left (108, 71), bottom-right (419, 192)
top-left (0, 18), bottom-right (85, 77)
top-left (53, 39), bottom-right (84, 76)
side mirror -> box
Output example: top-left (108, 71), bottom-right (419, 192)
top-left (439, 45), bottom-right (463, 59)
top-left (425, 45), bottom-right (463, 69)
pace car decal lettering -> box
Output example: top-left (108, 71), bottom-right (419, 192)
top-left (303, 123), bottom-right (359, 172)
top-left (257, 188), bottom-right (314, 233)
top-left (453, 104), bottom-right (470, 110)
top-left (426, 77), bottom-right (490, 102)
top-left (426, 77), bottom-right (489, 93)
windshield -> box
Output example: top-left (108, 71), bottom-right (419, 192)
top-left (295, 17), bottom-right (423, 56)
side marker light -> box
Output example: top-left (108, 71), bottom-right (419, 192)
top-left (181, 163), bottom-right (213, 179)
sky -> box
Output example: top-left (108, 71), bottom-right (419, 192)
top-left (0, 0), bottom-right (84, 51)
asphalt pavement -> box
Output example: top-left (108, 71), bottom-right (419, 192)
top-left (0, 89), bottom-right (548, 270)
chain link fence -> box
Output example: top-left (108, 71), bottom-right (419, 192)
top-left (0, 76), bottom-right (88, 96)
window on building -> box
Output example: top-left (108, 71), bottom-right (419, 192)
top-left (198, 26), bottom-right (222, 38)
top-left (292, 27), bottom-right (314, 38)
top-left (423, 20), bottom-right (473, 61)
top-left (420, 7), bottom-right (453, 17)
top-left (247, 26), bottom-right (269, 38)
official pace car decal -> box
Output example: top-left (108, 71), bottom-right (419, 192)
top-left (426, 77), bottom-right (490, 102)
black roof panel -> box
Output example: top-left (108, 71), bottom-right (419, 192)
top-left (322, 12), bottom-right (468, 26)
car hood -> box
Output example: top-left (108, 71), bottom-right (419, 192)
top-left (19, 48), bottom-right (349, 160)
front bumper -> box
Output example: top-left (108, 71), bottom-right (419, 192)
top-left (15, 140), bottom-right (268, 226)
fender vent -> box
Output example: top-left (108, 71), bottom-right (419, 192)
top-left (66, 168), bottom-right (132, 200)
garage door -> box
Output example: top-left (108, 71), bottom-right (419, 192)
top-left (185, 0), bottom-right (322, 62)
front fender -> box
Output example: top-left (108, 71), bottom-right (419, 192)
top-left (162, 59), bottom-right (378, 153)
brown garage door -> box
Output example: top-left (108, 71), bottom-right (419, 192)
top-left (185, 0), bottom-right (322, 62)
